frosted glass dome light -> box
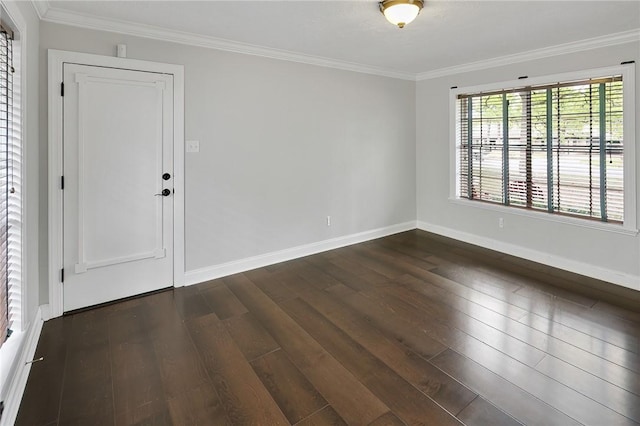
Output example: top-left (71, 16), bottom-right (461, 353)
top-left (380, 0), bottom-right (424, 28)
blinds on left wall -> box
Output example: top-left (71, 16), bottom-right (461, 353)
top-left (0, 21), bottom-right (19, 347)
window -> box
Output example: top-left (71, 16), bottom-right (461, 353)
top-left (452, 65), bottom-right (635, 229)
top-left (0, 20), bottom-right (20, 348)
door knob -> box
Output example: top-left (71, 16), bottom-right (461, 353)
top-left (155, 189), bottom-right (171, 197)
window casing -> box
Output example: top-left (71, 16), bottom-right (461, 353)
top-left (0, 3), bottom-right (26, 411)
top-left (451, 65), bottom-right (636, 232)
top-left (0, 18), bottom-right (21, 348)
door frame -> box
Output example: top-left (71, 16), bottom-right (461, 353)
top-left (48, 49), bottom-right (185, 319)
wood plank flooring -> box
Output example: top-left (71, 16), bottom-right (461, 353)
top-left (16, 230), bottom-right (640, 425)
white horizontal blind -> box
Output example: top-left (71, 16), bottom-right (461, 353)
top-left (0, 27), bottom-right (10, 347)
top-left (0, 22), bottom-right (20, 346)
top-left (6, 26), bottom-right (20, 334)
top-left (457, 75), bottom-right (624, 223)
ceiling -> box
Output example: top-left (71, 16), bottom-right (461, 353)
top-left (38, 1), bottom-right (640, 78)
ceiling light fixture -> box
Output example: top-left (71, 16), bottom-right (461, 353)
top-left (379, 0), bottom-right (424, 29)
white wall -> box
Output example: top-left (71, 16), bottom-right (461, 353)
top-left (39, 22), bottom-right (417, 299)
top-left (37, 20), bottom-right (639, 304)
top-left (416, 42), bottom-right (640, 288)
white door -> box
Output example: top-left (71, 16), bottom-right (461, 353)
top-left (62, 63), bottom-right (174, 312)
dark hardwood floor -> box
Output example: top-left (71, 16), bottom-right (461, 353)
top-left (16, 230), bottom-right (640, 425)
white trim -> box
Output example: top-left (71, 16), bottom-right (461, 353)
top-left (0, 305), bottom-right (45, 426)
top-left (448, 198), bottom-right (639, 237)
top-left (184, 221), bottom-right (417, 286)
top-left (75, 251), bottom-right (162, 273)
top-left (417, 29), bottom-right (640, 81)
top-left (449, 64), bottom-right (637, 234)
top-left (28, 3), bottom-right (640, 82)
top-left (2, 0), bottom-right (29, 335)
top-left (173, 64), bottom-right (185, 288)
top-left (47, 50), bottom-right (63, 319)
top-left (417, 221), bottom-right (640, 291)
top-left (30, 0), bottom-right (49, 20)
top-left (39, 304), bottom-right (51, 322)
top-left (622, 65), bottom-right (636, 233)
top-left (449, 84), bottom-right (459, 205)
top-left (48, 50), bottom-right (185, 318)
top-left (36, 6), bottom-right (415, 81)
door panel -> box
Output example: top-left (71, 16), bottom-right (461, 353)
top-left (63, 64), bottom-right (174, 312)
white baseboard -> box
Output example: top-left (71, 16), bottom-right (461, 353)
top-left (184, 221), bottom-right (417, 286)
top-left (417, 221), bottom-right (640, 291)
top-left (40, 304), bottom-right (52, 322)
top-left (0, 305), bottom-right (46, 426)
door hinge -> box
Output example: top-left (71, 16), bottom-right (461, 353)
top-left (60, 82), bottom-right (64, 97)
top-left (61, 268), bottom-right (64, 283)
top-left (61, 176), bottom-right (64, 190)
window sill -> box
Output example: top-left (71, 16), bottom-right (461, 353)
top-left (448, 197), bottom-right (639, 236)
top-left (0, 330), bottom-right (25, 396)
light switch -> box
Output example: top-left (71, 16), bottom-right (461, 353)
top-left (186, 140), bottom-right (200, 153)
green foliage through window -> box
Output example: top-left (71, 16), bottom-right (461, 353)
top-left (457, 75), bottom-right (624, 223)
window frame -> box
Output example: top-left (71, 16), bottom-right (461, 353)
top-left (449, 64), bottom-right (637, 235)
top-left (0, 3), bottom-right (25, 335)
top-left (0, 0), bottom-right (28, 411)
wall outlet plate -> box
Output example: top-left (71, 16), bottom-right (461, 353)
top-left (186, 140), bottom-right (200, 153)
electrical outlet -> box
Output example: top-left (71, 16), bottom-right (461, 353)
top-left (327, 216), bottom-right (331, 227)
top-left (498, 217), bottom-right (504, 228)
top-left (116, 44), bottom-right (127, 58)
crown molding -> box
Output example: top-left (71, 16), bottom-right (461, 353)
top-left (37, 6), bottom-right (416, 81)
top-left (32, 3), bottom-right (640, 83)
top-left (30, 0), bottom-right (49, 20)
top-left (416, 29), bottom-right (640, 81)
